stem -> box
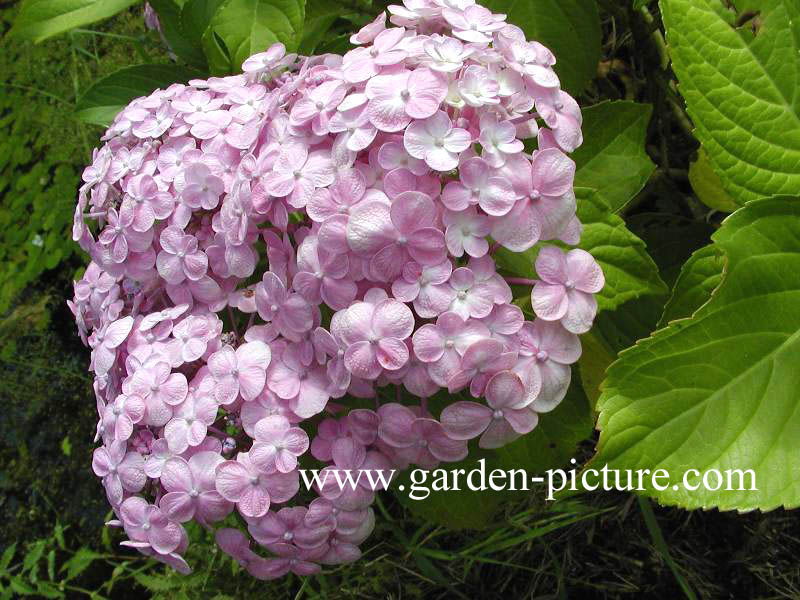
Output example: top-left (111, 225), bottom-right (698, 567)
top-left (208, 425), bottom-right (227, 437)
top-left (0, 83), bottom-right (67, 104)
top-left (504, 276), bottom-right (539, 286)
top-left (72, 28), bottom-right (149, 42)
top-left (227, 305), bottom-right (240, 340)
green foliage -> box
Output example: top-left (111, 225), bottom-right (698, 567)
top-left (661, 0), bottom-right (800, 206)
top-left (148, 0), bottom-right (210, 68)
top-left (595, 197), bottom-right (800, 511)
top-left (659, 243), bottom-right (725, 325)
top-left (0, 6), bottom-right (171, 312)
top-left (11, 0), bottom-right (141, 42)
top-left (687, 148), bottom-right (738, 213)
top-left (207, 0), bottom-right (307, 72)
top-left (572, 101), bottom-right (656, 213)
top-left (76, 64), bottom-right (205, 125)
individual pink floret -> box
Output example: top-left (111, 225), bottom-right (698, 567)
top-left (531, 246), bottom-right (604, 334)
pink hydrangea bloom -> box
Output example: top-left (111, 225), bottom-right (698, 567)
top-left (207, 341), bottom-right (271, 404)
top-left (403, 110), bottom-right (471, 171)
top-left (74, 0), bottom-right (603, 577)
top-left (215, 452), bottom-right (299, 518)
top-left (532, 246), bottom-right (604, 334)
top-left (159, 452), bottom-right (232, 523)
top-left (441, 370), bottom-right (538, 448)
top-left (330, 296), bottom-right (414, 379)
top-left (250, 415), bottom-right (310, 473)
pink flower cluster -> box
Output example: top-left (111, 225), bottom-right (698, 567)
top-left (71, 0), bottom-right (603, 578)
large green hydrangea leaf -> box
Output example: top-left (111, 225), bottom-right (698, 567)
top-left (208, 0), bottom-right (306, 73)
top-left (572, 101), bottom-right (656, 213)
top-left (661, 0), bottom-right (800, 205)
top-left (594, 196), bottom-right (800, 511)
top-left (659, 243), bottom-right (725, 326)
top-left (10, 0), bottom-right (139, 42)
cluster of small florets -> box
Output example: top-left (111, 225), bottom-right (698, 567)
top-left (71, 0), bottom-right (603, 578)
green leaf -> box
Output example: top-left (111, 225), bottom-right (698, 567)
top-left (209, 0), bottom-right (306, 73)
top-left (298, 0), bottom-right (341, 54)
top-left (661, 0), bottom-right (800, 205)
top-left (202, 26), bottom-right (233, 76)
top-left (688, 147), bottom-right (739, 213)
top-left (133, 572), bottom-right (182, 591)
top-left (659, 243), bottom-right (725, 326)
top-left (496, 189), bottom-right (668, 313)
top-left (61, 548), bottom-right (102, 581)
top-left (0, 543), bottom-right (16, 572)
top-left (181, 0), bottom-right (226, 54)
top-left (10, 0), bottom-right (140, 42)
top-left (594, 196), bottom-right (800, 511)
top-left (571, 101), bottom-right (656, 213)
top-left (395, 376), bottom-right (593, 529)
top-left (576, 189), bottom-right (668, 311)
top-left (75, 64), bottom-right (204, 126)
top-left (579, 295), bottom-right (664, 407)
top-left (148, 0), bottom-right (209, 69)
top-left (483, 0), bottom-right (601, 95)
top-left (8, 577), bottom-right (36, 596)
top-left (22, 541), bottom-right (45, 575)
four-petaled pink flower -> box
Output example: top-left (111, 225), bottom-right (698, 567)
top-left (442, 5), bottom-right (506, 43)
top-left (404, 110), bottom-right (471, 171)
top-left (441, 370), bottom-right (538, 448)
top-left (412, 311), bottom-right (490, 386)
top-left (164, 392), bottom-right (219, 452)
top-left (215, 452), bottom-right (299, 518)
top-left (532, 246), bottom-right (604, 334)
top-left (120, 174), bottom-right (174, 232)
top-left (378, 403), bottom-right (467, 468)
top-left (120, 496), bottom-right (184, 555)
top-left (91, 316), bottom-right (133, 375)
top-left (250, 415), bottom-right (310, 473)
top-left (160, 452), bottom-right (233, 524)
top-left (92, 440), bottom-right (146, 505)
top-left (267, 344), bottom-right (331, 418)
top-left (365, 68), bottom-right (447, 132)
top-left (347, 191), bottom-right (446, 281)
top-left (182, 163), bottom-right (224, 210)
top-left (156, 226), bottom-right (208, 284)
top-left (241, 42), bottom-right (286, 75)
top-left (447, 337), bottom-right (517, 396)
top-left (255, 272), bottom-right (314, 341)
top-left (293, 235), bottom-right (358, 310)
top-left (102, 394), bottom-right (146, 441)
top-left (442, 157), bottom-right (515, 215)
top-left (208, 341), bottom-right (271, 404)
top-left (443, 207), bottom-right (491, 257)
top-left (264, 143), bottom-right (335, 208)
top-left (99, 207), bottom-right (153, 263)
top-left (330, 296), bottom-right (414, 380)
top-left (126, 355), bottom-right (189, 408)
top-left (491, 147), bottom-right (577, 251)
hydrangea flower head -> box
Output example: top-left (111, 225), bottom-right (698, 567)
top-left (72, 0), bottom-right (602, 578)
